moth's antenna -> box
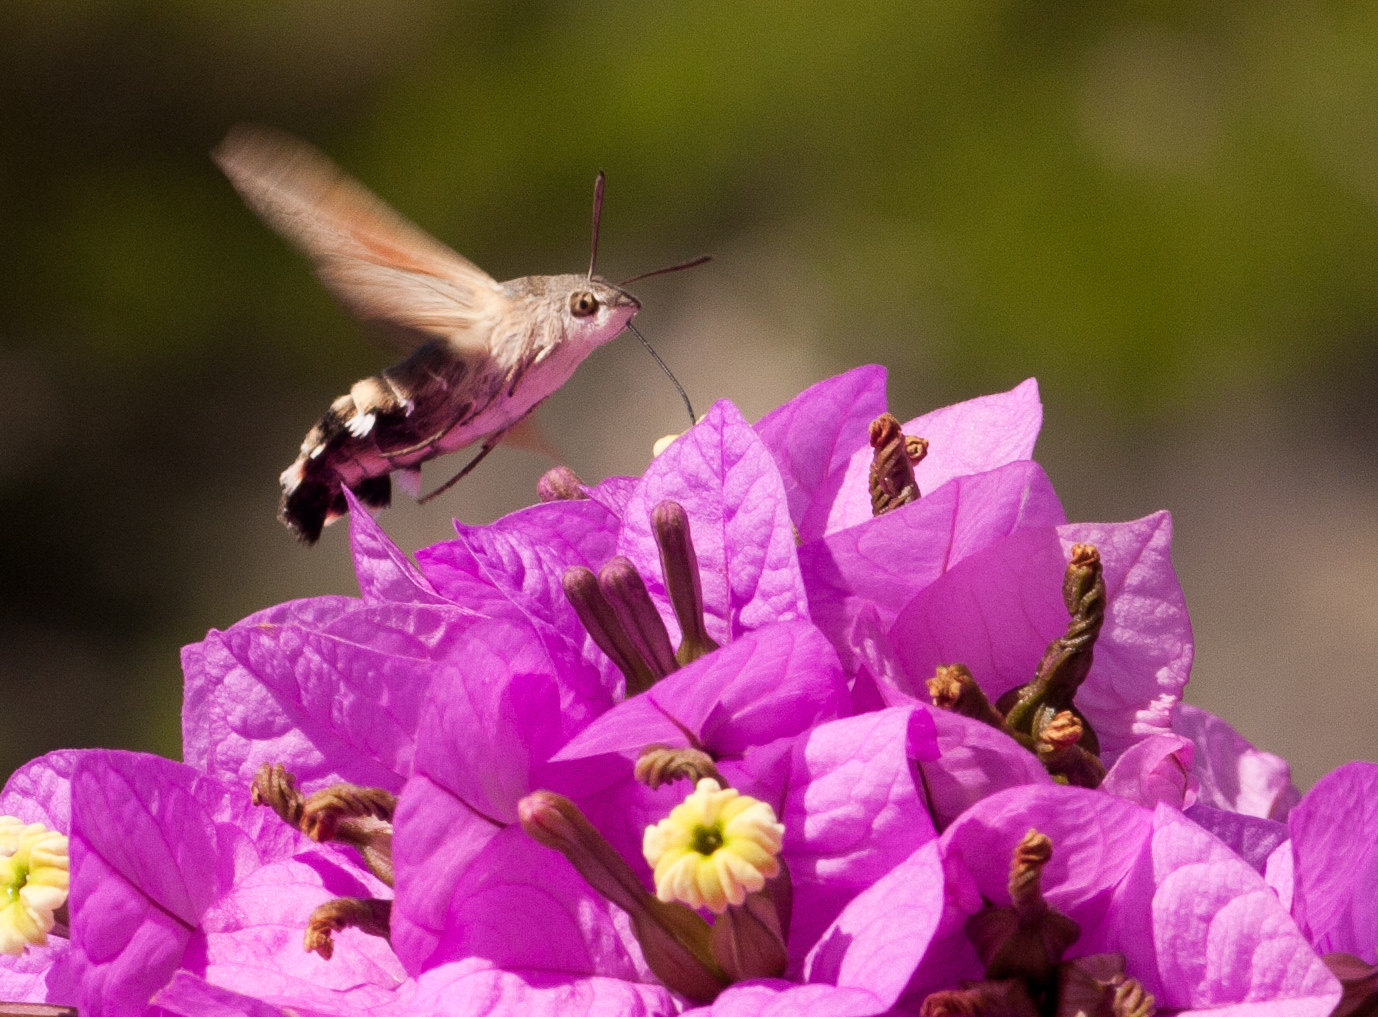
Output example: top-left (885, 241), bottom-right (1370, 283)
top-left (617, 254), bottom-right (712, 287)
top-left (588, 171), bottom-right (606, 279)
top-left (627, 321), bottom-right (696, 426)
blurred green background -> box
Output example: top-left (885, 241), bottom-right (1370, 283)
top-left (1, 1), bottom-right (1375, 786)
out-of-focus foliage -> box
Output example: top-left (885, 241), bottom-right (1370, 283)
top-left (6, 1), bottom-right (1378, 399)
top-left (0, 0), bottom-right (1375, 776)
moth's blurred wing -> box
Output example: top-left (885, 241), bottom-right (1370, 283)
top-left (501, 414), bottom-right (561, 460)
top-left (214, 125), bottom-right (507, 353)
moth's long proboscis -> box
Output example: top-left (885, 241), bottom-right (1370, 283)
top-left (627, 321), bottom-right (696, 426)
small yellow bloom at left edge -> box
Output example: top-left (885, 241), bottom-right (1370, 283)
top-left (0, 819), bottom-right (69, 956)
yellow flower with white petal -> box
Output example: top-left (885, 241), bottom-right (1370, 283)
top-left (0, 816), bottom-right (69, 956)
top-left (642, 778), bottom-right (784, 915)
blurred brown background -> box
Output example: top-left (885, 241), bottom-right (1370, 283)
top-left (1, 1), bottom-right (1374, 788)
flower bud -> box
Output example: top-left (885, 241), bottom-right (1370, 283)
top-left (252, 764), bottom-right (397, 887)
top-left (563, 565), bottom-right (658, 694)
top-left (651, 501), bottom-right (719, 665)
top-left (635, 745), bottom-right (725, 791)
top-left (537, 465), bottom-right (588, 502)
top-left (965, 830), bottom-right (1080, 987)
top-left (303, 897), bottom-right (391, 960)
top-left (519, 791), bottom-right (729, 1003)
top-left (709, 887), bottom-right (788, 982)
top-left (868, 413), bottom-right (926, 515)
top-left (928, 663), bottom-right (1005, 729)
top-left (1057, 953), bottom-right (1156, 1017)
top-left (599, 557), bottom-right (678, 683)
top-left (1035, 712), bottom-right (1106, 790)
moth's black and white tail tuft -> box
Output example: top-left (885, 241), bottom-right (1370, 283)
top-left (278, 405), bottom-right (393, 544)
top-left (279, 470), bottom-right (392, 545)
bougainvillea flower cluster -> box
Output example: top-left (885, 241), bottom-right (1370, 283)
top-left (1, 364), bottom-right (1363, 1017)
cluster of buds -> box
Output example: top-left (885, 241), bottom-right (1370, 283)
top-left (928, 543), bottom-right (1108, 787)
top-left (563, 499), bottom-right (719, 694)
top-left (251, 764), bottom-right (396, 959)
top-left (0, 370), bottom-right (1358, 1017)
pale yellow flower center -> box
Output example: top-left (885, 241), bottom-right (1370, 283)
top-left (652, 417), bottom-right (704, 458)
top-left (0, 816), bottom-right (70, 956)
top-left (642, 778), bottom-right (785, 914)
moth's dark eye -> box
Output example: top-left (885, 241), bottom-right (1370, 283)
top-left (570, 291), bottom-right (599, 317)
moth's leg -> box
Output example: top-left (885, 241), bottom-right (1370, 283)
top-left (417, 430), bottom-right (506, 504)
top-left (377, 421), bottom-right (452, 458)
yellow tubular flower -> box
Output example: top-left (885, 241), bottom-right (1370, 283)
top-left (0, 816), bottom-right (70, 956)
top-left (643, 778), bottom-right (785, 915)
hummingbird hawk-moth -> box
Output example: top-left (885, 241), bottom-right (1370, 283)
top-left (215, 126), bottom-right (704, 543)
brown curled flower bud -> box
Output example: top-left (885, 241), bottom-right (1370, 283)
top-left (965, 830), bottom-right (1081, 987)
top-left (251, 763), bottom-right (305, 829)
top-left (868, 413), bottom-right (924, 515)
top-left (300, 783), bottom-right (396, 843)
top-left (635, 745), bottom-right (725, 790)
top-left (1111, 976), bottom-right (1156, 1017)
top-left (1008, 830), bottom-right (1054, 920)
top-left (1035, 712), bottom-right (1106, 790)
top-left (921, 979), bottom-right (1039, 1017)
top-left (1038, 710), bottom-right (1083, 751)
top-left (906, 435), bottom-right (930, 464)
top-left (927, 664), bottom-right (1005, 729)
top-left (301, 783), bottom-right (398, 887)
top-left (303, 897), bottom-right (391, 960)
top-left (1056, 953), bottom-right (1156, 1017)
top-left (251, 765), bottom-right (397, 887)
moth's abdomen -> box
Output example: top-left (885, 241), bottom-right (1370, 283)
top-left (280, 473), bottom-right (391, 544)
top-left (278, 398), bottom-right (394, 543)
top-left (277, 346), bottom-right (488, 543)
